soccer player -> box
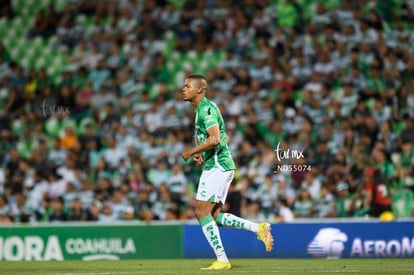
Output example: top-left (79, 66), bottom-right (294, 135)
top-left (181, 75), bottom-right (274, 270)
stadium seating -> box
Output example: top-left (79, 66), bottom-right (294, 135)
top-left (0, 0), bottom-right (413, 223)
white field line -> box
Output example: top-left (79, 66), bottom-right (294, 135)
top-left (49, 269), bottom-right (414, 275)
top-left (51, 270), bottom-right (365, 275)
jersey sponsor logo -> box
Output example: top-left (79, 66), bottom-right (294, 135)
top-left (307, 228), bottom-right (348, 258)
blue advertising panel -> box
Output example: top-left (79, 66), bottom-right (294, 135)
top-left (184, 221), bottom-right (414, 259)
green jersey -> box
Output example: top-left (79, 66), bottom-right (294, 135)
top-left (194, 98), bottom-right (235, 171)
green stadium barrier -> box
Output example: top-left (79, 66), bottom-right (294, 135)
top-left (0, 222), bottom-right (182, 261)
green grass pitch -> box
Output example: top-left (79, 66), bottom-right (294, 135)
top-left (1, 259), bottom-right (414, 274)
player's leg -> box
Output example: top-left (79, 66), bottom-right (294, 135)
top-left (213, 179), bottom-right (274, 252)
top-left (196, 200), bottom-right (230, 265)
top-left (211, 203), bottom-right (222, 219)
top-left (196, 169), bottom-right (232, 270)
top-left (215, 212), bottom-right (260, 232)
top-left (215, 212), bottom-right (274, 252)
top-left (211, 203), bottom-right (260, 234)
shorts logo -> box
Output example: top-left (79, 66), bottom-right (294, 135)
top-left (307, 228), bottom-right (348, 259)
top-left (200, 190), bottom-right (207, 197)
top-left (209, 195), bottom-right (216, 203)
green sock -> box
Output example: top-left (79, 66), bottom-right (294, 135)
top-left (199, 215), bottom-right (228, 263)
top-left (216, 213), bottom-right (259, 233)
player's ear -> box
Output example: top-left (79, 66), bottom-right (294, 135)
top-left (199, 79), bottom-right (207, 94)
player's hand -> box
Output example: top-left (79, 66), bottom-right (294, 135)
top-left (181, 149), bottom-right (193, 161)
top-left (194, 153), bottom-right (203, 166)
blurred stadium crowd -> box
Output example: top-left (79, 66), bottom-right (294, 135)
top-left (0, 0), bottom-right (413, 224)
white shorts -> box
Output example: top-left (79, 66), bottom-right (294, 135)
top-left (196, 168), bottom-right (234, 204)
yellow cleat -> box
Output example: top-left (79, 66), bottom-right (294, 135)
top-left (200, 260), bottom-right (232, 270)
top-left (257, 222), bottom-right (274, 252)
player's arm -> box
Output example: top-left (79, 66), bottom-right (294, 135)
top-left (182, 125), bottom-right (220, 161)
